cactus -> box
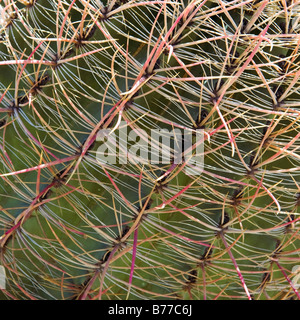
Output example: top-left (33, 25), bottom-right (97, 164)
top-left (0, 0), bottom-right (300, 300)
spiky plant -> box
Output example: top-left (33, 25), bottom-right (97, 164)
top-left (0, 0), bottom-right (300, 301)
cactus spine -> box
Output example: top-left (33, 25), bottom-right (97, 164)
top-left (0, 0), bottom-right (300, 300)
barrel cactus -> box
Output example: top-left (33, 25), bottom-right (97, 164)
top-left (0, 0), bottom-right (300, 300)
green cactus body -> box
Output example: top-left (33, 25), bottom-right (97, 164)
top-left (0, 0), bottom-right (299, 300)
